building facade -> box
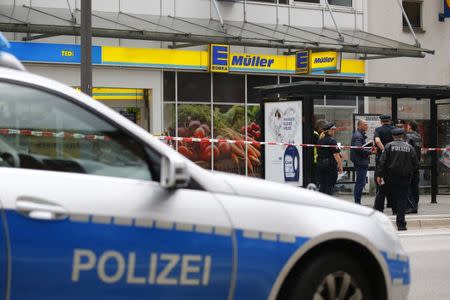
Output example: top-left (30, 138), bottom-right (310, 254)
top-left (2, 0), bottom-right (438, 188)
top-left (367, 0), bottom-right (450, 190)
top-left (2, 0), bottom-right (371, 182)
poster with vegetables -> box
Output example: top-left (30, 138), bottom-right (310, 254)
top-left (264, 101), bottom-right (303, 186)
top-left (169, 104), bottom-right (262, 177)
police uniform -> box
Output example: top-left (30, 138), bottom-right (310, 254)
top-left (376, 128), bottom-right (419, 230)
top-left (312, 130), bottom-right (320, 186)
top-left (317, 123), bottom-right (340, 195)
top-left (374, 115), bottom-right (395, 210)
top-left (405, 129), bottom-right (422, 213)
top-left (374, 115), bottom-right (395, 161)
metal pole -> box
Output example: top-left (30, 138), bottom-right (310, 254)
top-left (211, 0), bottom-right (225, 31)
top-left (303, 96), bottom-right (314, 187)
top-left (430, 98), bottom-right (438, 203)
top-left (323, 0), bottom-right (344, 42)
top-left (81, 0), bottom-right (92, 96)
top-left (259, 89), bottom-right (265, 180)
top-left (395, 0), bottom-right (421, 47)
top-left (391, 97), bottom-right (398, 124)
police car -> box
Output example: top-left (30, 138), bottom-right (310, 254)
top-left (0, 33), bottom-right (408, 300)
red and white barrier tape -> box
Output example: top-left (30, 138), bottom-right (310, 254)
top-left (157, 135), bottom-right (450, 152)
top-left (0, 128), bottom-right (447, 152)
top-left (0, 128), bottom-right (110, 141)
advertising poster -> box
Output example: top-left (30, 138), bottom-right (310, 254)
top-left (353, 114), bottom-right (380, 192)
top-left (441, 145), bottom-right (450, 169)
top-left (445, 0), bottom-right (450, 18)
top-left (264, 101), bottom-right (303, 186)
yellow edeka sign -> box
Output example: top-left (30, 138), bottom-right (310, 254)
top-left (209, 44), bottom-right (230, 73)
top-left (308, 51), bottom-right (342, 74)
top-left (100, 44), bottom-right (363, 77)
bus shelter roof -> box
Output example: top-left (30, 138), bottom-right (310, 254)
top-left (256, 81), bottom-right (450, 100)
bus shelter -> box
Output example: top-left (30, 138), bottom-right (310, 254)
top-left (257, 81), bottom-right (450, 203)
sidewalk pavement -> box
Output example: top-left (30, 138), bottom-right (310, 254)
top-left (335, 193), bottom-right (450, 230)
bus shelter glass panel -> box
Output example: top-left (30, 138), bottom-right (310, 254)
top-left (437, 101), bottom-right (450, 194)
top-left (398, 98), bottom-right (431, 190)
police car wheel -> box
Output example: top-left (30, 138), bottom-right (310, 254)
top-left (286, 252), bottom-right (372, 300)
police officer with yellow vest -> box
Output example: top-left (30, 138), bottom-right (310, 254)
top-left (376, 128), bottom-right (419, 231)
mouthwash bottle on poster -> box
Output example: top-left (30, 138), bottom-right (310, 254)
top-left (284, 140), bottom-right (300, 182)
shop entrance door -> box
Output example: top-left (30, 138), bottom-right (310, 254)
top-left (93, 88), bottom-right (150, 131)
top-left (437, 101), bottom-right (450, 194)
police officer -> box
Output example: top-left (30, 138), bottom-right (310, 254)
top-left (317, 122), bottom-right (343, 195)
top-left (405, 120), bottom-right (423, 214)
top-left (373, 115), bottom-right (395, 211)
top-left (313, 119), bottom-right (327, 187)
top-left (376, 128), bottom-right (419, 231)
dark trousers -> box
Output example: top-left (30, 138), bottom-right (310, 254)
top-left (389, 184), bottom-right (409, 228)
top-left (354, 164), bottom-right (368, 204)
top-left (408, 172), bottom-right (420, 210)
top-left (374, 156), bottom-right (393, 210)
top-left (318, 165), bottom-right (338, 195)
top-left (312, 163), bottom-right (319, 187)
top-left (374, 183), bottom-right (394, 213)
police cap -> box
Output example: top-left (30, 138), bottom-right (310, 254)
top-left (379, 114), bottom-right (391, 121)
top-left (322, 122), bottom-right (336, 131)
top-left (391, 128), bottom-right (405, 136)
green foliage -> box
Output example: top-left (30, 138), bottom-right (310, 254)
top-left (177, 104), bottom-right (211, 126)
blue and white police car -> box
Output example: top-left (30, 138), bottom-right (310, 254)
top-left (0, 33), bottom-right (408, 300)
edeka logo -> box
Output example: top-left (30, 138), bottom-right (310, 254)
top-left (231, 55), bottom-right (275, 68)
top-left (295, 50), bottom-right (309, 75)
top-left (210, 44), bottom-right (229, 73)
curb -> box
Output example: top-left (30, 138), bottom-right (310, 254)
top-left (389, 215), bottom-right (450, 229)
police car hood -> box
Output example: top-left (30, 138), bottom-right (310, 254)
top-left (214, 172), bottom-right (373, 216)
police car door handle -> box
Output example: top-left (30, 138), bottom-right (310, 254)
top-left (16, 197), bottom-right (68, 221)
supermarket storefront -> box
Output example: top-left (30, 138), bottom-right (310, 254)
top-left (7, 41), bottom-right (365, 180)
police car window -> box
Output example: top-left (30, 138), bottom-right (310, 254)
top-left (0, 81), bottom-right (153, 181)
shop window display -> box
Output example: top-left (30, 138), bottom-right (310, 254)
top-left (214, 74), bottom-right (245, 103)
top-left (163, 72), bottom-right (175, 102)
top-left (246, 105), bottom-right (263, 177)
top-left (162, 71), bottom-right (263, 177)
top-left (175, 104), bottom-right (212, 169)
top-left (178, 72), bottom-right (211, 102)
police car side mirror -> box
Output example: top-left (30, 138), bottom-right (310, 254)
top-left (160, 155), bottom-right (191, 189)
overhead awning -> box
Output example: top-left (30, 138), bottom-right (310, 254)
top-left (0, 4), bottom-right (434, 58)
top-left (256, 81), bottom-right (450, 99)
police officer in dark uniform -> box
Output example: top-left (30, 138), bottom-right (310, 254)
top-left (317, 122), bottom-right (343, 195)
top-left (405, 120), bottom-right (422, 213)
top-left (376, 128), bottom-right (419, 231)
top-left (373, 115), bottom-right (395, 211)
top-left (313, 119), bottom-right (327, 187)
